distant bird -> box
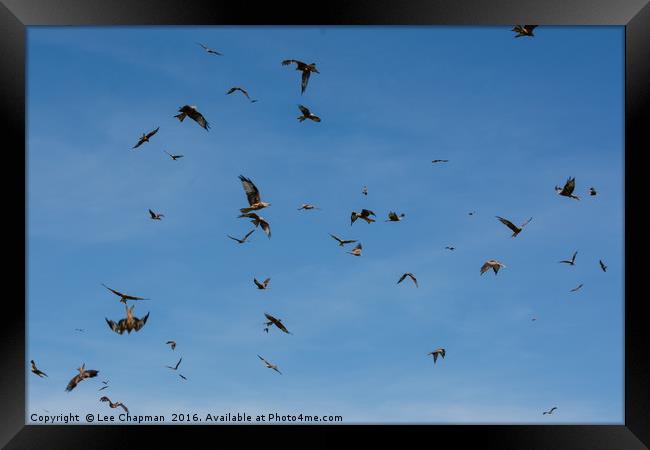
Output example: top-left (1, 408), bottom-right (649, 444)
top-left (298, 203), bottom-right (320, 210)
top-left (362, 186), bottom-right (368, 196)
top-left (263, 313), bottom-right (292, 334)
top-left (599, 259), bottom-right (607, 272)
top-left (570, 284), bottom-right (584, 292)
top-left (179, 374), bottom-right (187, 380)
top-left (226, 86), bottom-right (256, 102)
top-left (65, 364), bottom-right (99, 392)
top-left (297, 105), bottom-right (321, 122)
top-left (428, 348), bottom-right (446, 364)
top-left (238, 212), bottom-right (271, 238)
top-left (431, 159), bottom-right (449, 163)
top-left (105, 305), bottom-right (150, 335)
top-left (238, 175), bottom-right (271, 213)
top-left (166, 357), bottom-right (182, 371)
top-left (166, 340), bottom-right (176, 351)
top-left (496, 216), bottom-right (533, 237)
top-left (74, 328), bottom-right (85, 332)
top-left (555, 177), bottom-right (580, 200)
top-left (347, 242), bottom-right (363, 256)
top-left (132, 127), bottom-right (159, 149)
top-left (397, 272), bottom-right (418, 288)
top-left (351, 209), bottom-right (376, 225)
top-left (227, 229), bottom-right (256, 244)
top-left (531, 317), bottom-right (537, 322)
top-left (543, 407), bottom-right (558, 415)
top-left (254, 278), bottom-right (271, 290)
top-left (197, 42), bottom-right (222, 55)
top-left (100, 396), bottom-right (129, 413)
top-left (164, 150), bottom-right (184, 161)
top-left (445, 246), bottom-right (456, 251)
top-left (559, 251), bottom-right (578, 266)
top-left (329, 234), bottom-right (357, 247)
top-left (98, 380), bottom-right (109, 391)
top-left (512, 25), bottom-right (538, 38)
top-left (590, 187), bottom-right (598, 196)
top-left (480, 259), bottom-right (506, 275)
top-left (174, 105), bottom-right (210, 131)
top-left (257, 355), bottom-right (282, 374)
top-left (282, 59), bottom-right (319, 94)
top-left (102, 284), bottom-right (148, 304)
top-left (148, 209), bottom-right (164, 220)
top-left (31, 360), bottom-right (47, 378)
top-left (386, 211), bottom-right (406, 222)
top-left (468, 211), bottom-right (476, 216)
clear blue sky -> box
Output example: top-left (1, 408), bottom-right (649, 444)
top-left (27, 26), bottom-right (623, 424)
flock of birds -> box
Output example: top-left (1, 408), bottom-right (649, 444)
top-left (30, 26), bottom-right (611, 420)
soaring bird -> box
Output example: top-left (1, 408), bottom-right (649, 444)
top-left (174, 105), bottom-right (210, 131)
top-left (166, 357), bottom-right (182, 371)
top-left (179, 374), bottom-right (188, 380)
top-left (480, 259), bottom-right (506, 275)
top-left (98, 380), bottom-right (109, 391)
top-left (31, 360), bottom-right (48, 378)
top-left (254, 278), bottom-right (271, 290)
top-left (166, 340), bottom-right (176, 351)
top-left (282, 59), bottom-right (319, 94)
top-left (257, 355), bottom-right (282, 374)
top-left (496, 216), bottom-right (533, 237)
top-left (397, 272), bottom-right (418, 288)
top-left (197, 42), bottom-right (222, 55)
top-left (445, 246), bottom-right (456, 251)
top-left (512, 25), bottom-right (538, 38)
top-left (329, 234), bottom-right (357, 247)
top-left (468, 211), bottom-right (476, 216)
top-left (570, 283), bottom-right (584, 292)
top-left (148, 209), bottom-right (164, 220)
top-left (351, 209), bottom-right (376, 225)
top-left (263, 313), bottom-right (292, 334)
top-left (238, 175), bottom-right (271, 213)
top-left (428, 348), bottom-right (446, 364)
top-left (590, 187), bottom-right (598, 196)
top-left (386, 211), bottom-right (405, 222)
top-left (132, 127), bottom-right (159, 149)
top-left (226, 86), bottom-right (256, 102)
top-left (555, 177), bottom-right (580, 200)
top-left (65, 364), bottom-right (99, 392)
top-left (431, 159), bottom-right (449, 163)
top-left (102, 284), bottom-right (148, 304)
top-left (298, 203), bottom-right (320, 210)
top-left (227, 229), bottom-right (255, 244)
top-left (164, 150), bottom-right (184, 161)
top-left (559, 251), bottom-right (578, 266)
top-left (543, 407), bottom-right (558, 415)
top-left (238, 212), bottom-right (271, 238)
top-left (74, 328), bottom-right (85, 332)
top-left (297, 105), bottom-right (321, 122)
top-left (105, 305), bottom-right (150, 335)
top-left (100, 396), bottom-right (129, 413)
top-left (362, 186), bottom-right (368, 196)
top-left (599, 260), bottom-right (608, 272)
top-left (347, 242), bottom-right (363, 256)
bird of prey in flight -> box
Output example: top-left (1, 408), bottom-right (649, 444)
top-left (445, 246), bottom-right (456, 251)
top-left (254, 278), bottom-right (271, 290)
top-left (179, 374), bottom-right (188, 380)
top-left (559, 251), bottom-right (578, 266)
top-left (351, 209), bottom-right (376, 225)
top-left (238, 175), bottom-right (271, 214)
top-left (227, 229), bottom-right (255, 244)
top-left (226, 86), bottom-right (257, 102)
top-left (555, 177), bottom-right (580, 200)
top-left (347, 242), bottom-right (363, 256)
top-left (102, 284), bottom-right (148, 304)
top-left (197, 42), bottom-right (222, 55)
top-left (175, 105), bottom-right (210, 131)
top-left (149, 209), bottom-right (164, 220)
top-left (329, 234), bottom-right (357, 247)
top-left (397, 272), bottom-right (418, 288)
top-left (31, 360), bottom-right (48, 378)
top-left (599, 260), bottom-right (607, 272)
top-left (362, 186), bottom-right (368, 196)
top-left (98, 380), bottom-right (109, 391)
top-left (480, 260), bottom-right (506, 275)
top-left (263, 313), bottom-right (292, 334)
top-left (589, 187), bottom-right (598, 196)
top-left (100, 396), bottom-right (129, 413)
top-left (386, 211), bottom-right (405, 222)
top-left (166, 357), bottom-right (182, 371)
top-left (512, 25), bottom-right (538, 38)
top-left (132, 127), bottom-right (159, 149)
top-left (428, 348), bottom-right (446, 364)
top-left (257, 355), bottom-right (282, 374)
top-left (431, 159), bottom-right (449, 163)
top-left (238, 212), bottom-right (271, 238)
top-left (543, 407), bottom-right (558, 415)
top-left (166, 341), bottom-right (176, 351)
top-left (496, 216), bottom-right (533, 237)
top-left (164, 150), bottom-right (184, 161)
top-left (570, 284), bottom-right (584, 292)
top-left (105, 305), bottom-right (150, 335)
top-left (282, 59), bottom-right (319, 94)
top-left (297, 105), bottom-right (321, 122)
top-left (298, 203), bottom-right (320, 210)
top-left (65, 364), bottom-right (99, 392)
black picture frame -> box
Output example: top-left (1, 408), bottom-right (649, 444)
top-left (1, 0), bottom-right (647, 447)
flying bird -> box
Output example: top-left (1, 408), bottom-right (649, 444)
top-left (347, 242), bottom-right (363, 256)
top-left (282, 59), bottom-right (319, 94)
top-left (329, 234), bottom-right (357, 247)
top-left (226, 86), bottom-right (256, 102)
top-left (98, 380), bottom-right (109, 391)
top-left (74, 328), bottom-right (85, 332)
top-left (257, 355), bottom-right (282, 374)
top-left (445, 246), bottom-right (456, 251)
top-left (263, 313), bottom-right (292, 334)
top-left (227, 229), bottom-right (255, 244)
top-left (480, 259), bottom-right (506, 275)
top-left (351, 209), bottom-right (376, 225)
top-left (298, 203), bottom-right (320, 210)
top-left (197, 42), bottom-right (222, 55)
top-left (238, 212), bottom-right (271, 238)
top-left (570, 284), bottom-right (584, 292)
top-left (559, 251), bottom-right (578, 266)
top-left (362, 186), bottom-right (368, 196)
top-left (512, 25), bottom-right (538, 38)
top-left (432, 159), bottom-right (449, 163)
top-left (386, 211), bottom-right (405, 222)
top-left (179, 374), bottom-right (187, 380)
top-left (166, 357), bottom-right (182, 371)
top-left (496, 216), bottom-right (533, 237)
top-left (166, 340), bottom-right (176, 351)
top-left (543, 407), bottom-right (558, 415)
top-left (132, 127), bottom-right (159, 149)
top-left (164, 150), bottom-right (184, 161)
top-left (148, 209), bottom-right (164, 220)
top-left (31, 360), bottom-right (48, 378)
top-left (65, 364), bottom-right (99, 392)
top-left (468, 211), bottom-right (476, 216)
top-left (555, 177), bottom-right (580, 200)
top-left (174, 105), bottom-right (210, 131)
top-left (297, 105), bottom-right (321, 122)
top-left (105, 305), bottom-right (150, 335)
top-left (428, 348), bottom-right (446, 364)
top-left (100, 396), bottom-right (129, 413)
top-left (397, 272), bottom-right (418, 288)
top-left (102, 284), bottom-right (148, 304)
top-left (590, 187), bottom-right (598, 196)
top-left (599, 260), bottom-right (607, 272)
top-left (238, 175), bottom-right (271, 213)
top-left (254, 278), bottom-right (271, 290)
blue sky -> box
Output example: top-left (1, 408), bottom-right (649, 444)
top-left (27, 26), bottom-right (624, 424)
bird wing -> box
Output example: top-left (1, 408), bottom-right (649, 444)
top-left (254, 278), bottom-right (264, 289)
top-left (408, 273), bottom-right (419, 287)
top-left (105, 318), bottom-right (123, 334)
top-left (188, 108), bottom-right (210, 130)
top-left (388, 212), bottom-right (398, 221)
top-left (259, 219), bottom-right (271, 238)
top-left (353, 243), bottom-right (362, 251)
top-left (65, 374), bottom-right (81, 392)
top-left (397, 274), bottom-right (407, 284)
top-left (282, 59), bottom-right (300, 66)
top-left (562, 177), bottom-right (576, 195)
top-left (134, 312), bottom-right (150, 331)
top-left (480, 262), bottom-right (491, 274)
top-left (149, 209), bottom-right (157, 219)
top-left (263, 278), bottom-right (271, 287)
top-left (301, 70), bottom-right (311, 94)
top-left (361, 209), bottom-right (376, 217)
top-left (329, 234), bottom-right (343, 243)
top-left (83, 369), bottom-right (99, 379)
top-left (496, 216), bottom-right (519, 233)
top-left (145, 127), bottom-right (160, 139)
top-left (298, 104), bottom-right (310, 116)
top-left (226, 87), bottom-right (237, 95)
top-left (243, 229), bottom-right (256, 241)
top-left (119, 403), bottom-right (129, 413)
top-left (276, 321), bottom-right (290, 334)
top-left (133, 137), bottom-right (145, 149)
top-left (102, 283), bottom-right (126, 298)
top-left (227, 235), bottom-right (242, 243)
top-left (238, 175), bottom-right (261, 206)
top-left (100, 396), bottom-right (110, 403)
top-left (572, 251), bottom-right (578, 262)
top-left (521, 217), bottom-right (533, 228)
